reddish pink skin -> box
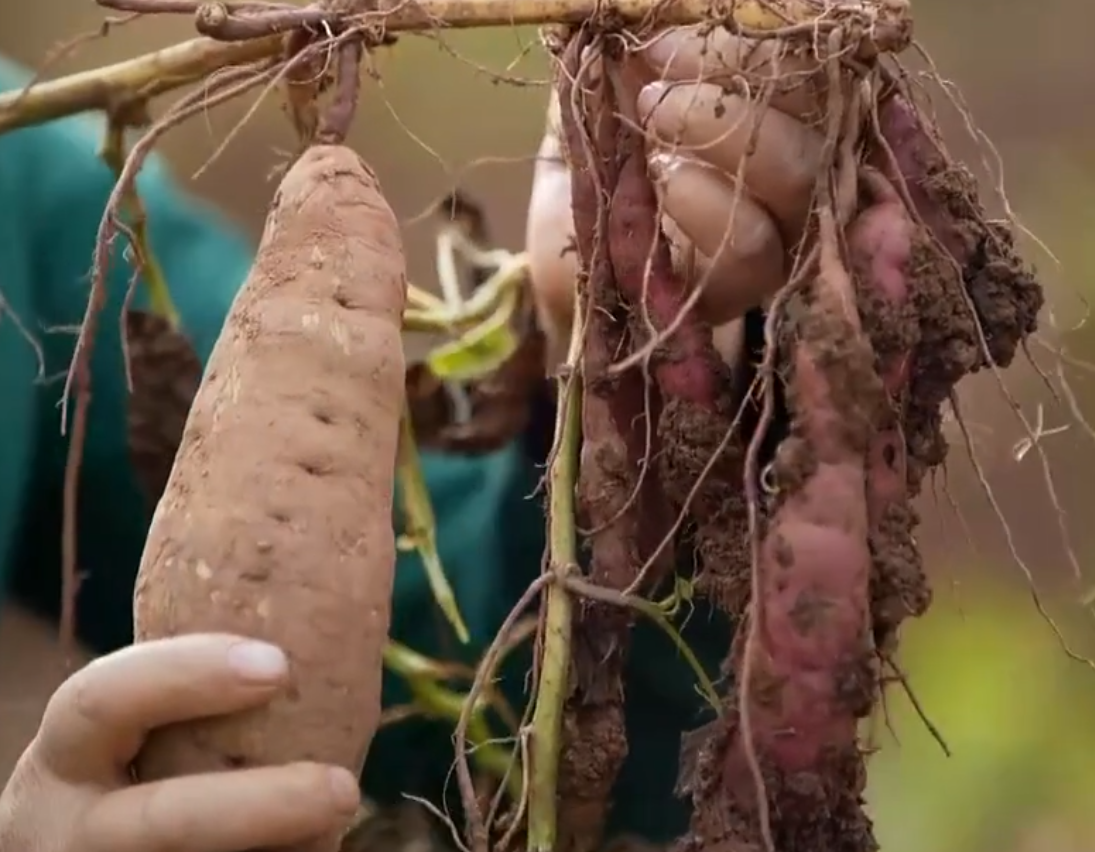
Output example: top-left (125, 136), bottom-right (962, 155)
top-left (850, 199), bottom-right (914, 390)
top-left (872, 96), bottom-right (972, 265)
top-left (608, 148), bottom-right (722, 410)
top-left (557, 79), bottom-right (677, 588)
top-left (733, 344), bottom-right (873, 784)
top-left (721, 190), bottom-right (916, 792)
top-left (849, 192), bottom-right (915, 514)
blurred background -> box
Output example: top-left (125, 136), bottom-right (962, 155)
top-left (5, 2), bottom-right (1095, 850)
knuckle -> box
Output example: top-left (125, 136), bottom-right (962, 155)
top-left (729, 213), bottom-right (780, 263)
top-left (66, 661), bottom-right (114, 731)
top-left (41, 661), bottom-right (103, 735)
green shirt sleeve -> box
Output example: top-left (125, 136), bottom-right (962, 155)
top-left (0, 54), bottom-right (258, 650)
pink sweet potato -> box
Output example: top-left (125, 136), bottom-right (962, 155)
top-left (555, 47), bottom-right (676, 852)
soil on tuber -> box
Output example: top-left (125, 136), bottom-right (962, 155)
top-left (124, 309), bottom-right (203, 507)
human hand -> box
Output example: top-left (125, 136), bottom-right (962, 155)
top-left (0, 634), bottom-right (362, 852)
top-left (525, 26), bottom-right (827, 367)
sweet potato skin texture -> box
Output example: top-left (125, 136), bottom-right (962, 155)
top-left (724, 295), bottom-right (878, 796)
top-left (133, 145), bottom-right (406, 786)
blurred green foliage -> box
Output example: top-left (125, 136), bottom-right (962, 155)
top-left (870, 583), bottom-right (1095, 852)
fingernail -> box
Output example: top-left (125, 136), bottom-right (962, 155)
top-left (227, 640), bottom-right (288, 682)
top-left (646, 152), bottom-right (674, 209)
top-left (636, 81), bottom-right (671, 127)
top-left (647, 150), bottom-right (673, 179)
top-left (327, 767), bottom-right (362, 812)
top-left (648, 150), bottom-right (703, 187)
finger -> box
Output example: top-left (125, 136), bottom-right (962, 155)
top-left (636, 25), bottom-right (825, 122)
top-left (526, 115), bottom-right (579, 360)
top-left (531, 47), bottom-right (637, 344)
top-left (642, 227), bottom-right (747, 372)
top-left (637, 80), bottom-right (824, 242)
top-left (37, 634), bottom-right (288, 782)
top-left (712, 319), bottom-right (746, 368)
top-left (654, 153), bottom-right (785, 325)
top-left (84, 762), bottom-right (361, 852)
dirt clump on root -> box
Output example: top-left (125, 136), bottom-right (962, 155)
top-left (873, 95), bottom-right (1043, 477)
top-left (124, 309), bottom-right (203, 507)
top-left (863, 94), bottom-right (1044, 653)
top-left (657, 397), bottom-right (752, 614)
top-left (680, 718), bottom-right (874, 852)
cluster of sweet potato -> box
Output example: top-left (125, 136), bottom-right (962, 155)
top-left (553, 27), bottom-right (1042, 852)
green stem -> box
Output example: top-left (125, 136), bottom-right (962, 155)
top-left (382, 642), bottom-right (519, 797)
top-left (100, 119), bottom-right (180, 327)
top-left (396, 409), bottom-right (470, 643)
top-left (527, 319), bottom-right (583, 852)
top-left (563, 576), bottom-right (721, 713)
top-left (402, 256), bottom-right (526, 334)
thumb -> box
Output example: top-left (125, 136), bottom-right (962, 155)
top-left (36, 635), bottom-right (288, 783)
top-left (526, 95), bottom-right (578, 367)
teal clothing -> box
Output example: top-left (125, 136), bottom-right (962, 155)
top-left (0, 58), bottom-right (725, 843)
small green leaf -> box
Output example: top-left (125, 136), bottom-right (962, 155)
top-left (395, 411), bottom-right (471, 644)
top-left (425, 289), bottom-right (519, 382)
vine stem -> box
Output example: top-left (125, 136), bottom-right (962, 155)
top-left (526, 305), bottom-right (583, 852)
top-left (0, 0), bottom-right (912, 133)
top-left (395, 408), bottom-right (471, 642)
top-left (0, 36), bottom-right (279, 132)
top-left (100, 114), bottom-right (180, 330)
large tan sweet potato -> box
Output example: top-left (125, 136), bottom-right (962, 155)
top-left (132, 144), bottom-right (407, 812)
